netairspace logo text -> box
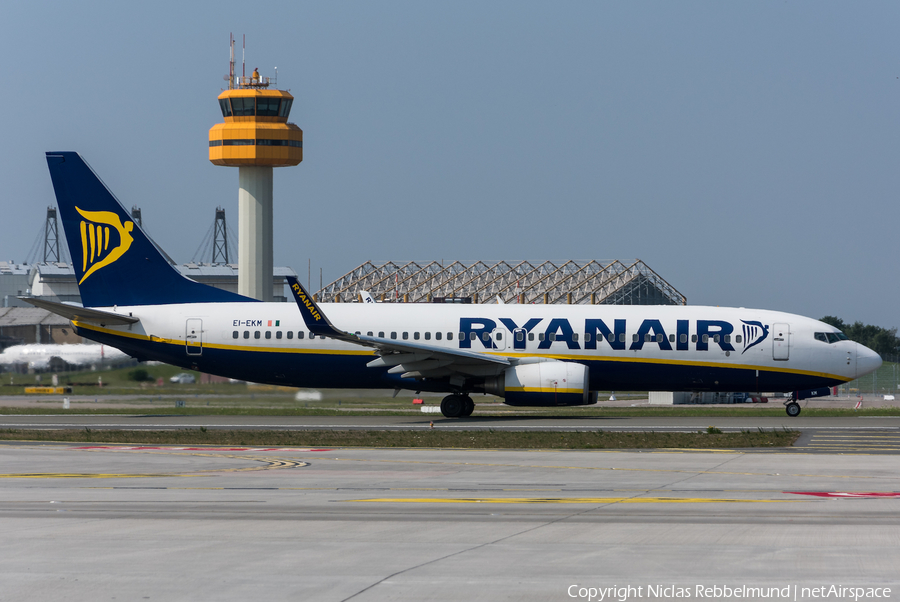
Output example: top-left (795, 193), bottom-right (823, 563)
top-left (567, 584), bottom-right (892, 601)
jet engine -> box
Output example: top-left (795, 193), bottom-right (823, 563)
top-left (483, 361), bottom-right (594, 406)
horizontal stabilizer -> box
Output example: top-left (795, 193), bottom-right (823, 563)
top-left (21, 297), bottom-right (139, 325)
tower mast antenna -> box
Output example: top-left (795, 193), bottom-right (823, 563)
top-left (229, 33), bottom-right (235, 90)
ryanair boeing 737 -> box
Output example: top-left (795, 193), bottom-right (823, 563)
top-left (27, 152), bottom-right (882, 417)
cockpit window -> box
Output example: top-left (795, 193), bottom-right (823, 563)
top-left (815, 331), bottom-right (850, 344)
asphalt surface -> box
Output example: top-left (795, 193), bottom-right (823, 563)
top-left (1, 443), bottom-right (898, 601)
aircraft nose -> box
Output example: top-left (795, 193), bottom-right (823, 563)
top-left (856, 343), bottom-right (882, 378)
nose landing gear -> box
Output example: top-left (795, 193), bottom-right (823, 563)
top-left (785, 401), bottom-right (801, 417)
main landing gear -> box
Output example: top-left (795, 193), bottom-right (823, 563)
top-left (785, 401), bottom-right (801, 417)
top-left (440, 394), bottom-right (475, 418)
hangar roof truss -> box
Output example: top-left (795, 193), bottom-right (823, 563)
top-left (317, 260), bottom-right (685, 305)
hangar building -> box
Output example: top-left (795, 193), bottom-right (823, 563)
top-left (316, 259), bottom-right (685, 305)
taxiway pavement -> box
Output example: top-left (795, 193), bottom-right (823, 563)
top-left (1, 443), bottom-right (898, 601)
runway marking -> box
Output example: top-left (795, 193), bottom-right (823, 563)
top-left (0, 473), bottom-right (183, 479)
top-left (786, 491), bottom-right (900, 498)
top-left (800, 430), bottom-right (900, 454)
top-left (345, 497), bottom-right (804, 504)
top-left (0, 456), bottom-right (308, 479)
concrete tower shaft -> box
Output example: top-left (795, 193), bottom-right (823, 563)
top-left (238, 166), bottom-right (273, 300)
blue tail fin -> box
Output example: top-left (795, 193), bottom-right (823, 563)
top-left (46, 152), bottom-right (254, 307)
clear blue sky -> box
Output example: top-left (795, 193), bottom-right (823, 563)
top-left (2, 1), bottom-right (898, 327)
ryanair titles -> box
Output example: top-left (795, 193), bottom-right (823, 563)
top-left (290, 283), bottom-right (322, 322)
top-left (459, 317), bottom-right (769, 353)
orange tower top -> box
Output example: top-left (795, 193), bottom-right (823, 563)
top-left (209, 87), bottom-right (302, 167)
top-left (209, 35), bottom-right (302, 168)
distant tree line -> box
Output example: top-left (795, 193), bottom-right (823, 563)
top-left (820, 316), bottom-right (899, 357)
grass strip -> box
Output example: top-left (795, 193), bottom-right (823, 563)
top-left (0, 428), bottom-right (799, 449)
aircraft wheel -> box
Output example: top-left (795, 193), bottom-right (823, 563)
top-left (461, 397), bottom-right (475, 417)
top-left (785, 402), bottom-right (801, 417)
top-left (440, 395), bottom-right (465, 418)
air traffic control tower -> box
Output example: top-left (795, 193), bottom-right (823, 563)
top-left (209, 42), bottom-right (302, 301)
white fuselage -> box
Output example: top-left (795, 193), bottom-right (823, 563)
top-left (71, 302), bottom-right (882, 394)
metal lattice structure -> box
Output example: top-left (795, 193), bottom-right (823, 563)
top-left (316, 260), bottom-right (685, 305)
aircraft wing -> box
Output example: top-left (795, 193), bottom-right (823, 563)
top-left (21, 297), bottom-right (140, 326)
top-left (286, 277), bottom-right (509, 379)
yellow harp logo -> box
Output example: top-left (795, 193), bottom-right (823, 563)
top-left (75, 207), bottom-right (135, 285)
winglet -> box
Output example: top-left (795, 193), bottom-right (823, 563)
top-left (286, 276), bottom-right (345, 338)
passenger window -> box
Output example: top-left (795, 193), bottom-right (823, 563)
top-left (232, 331), bottom-right (239, 339)
top-left (702, 334), bottom-right (709, 343)
top-left (287, 331), bottom-right (293, 339)
top-left (391, 332), bottom-right (397, 340)
top-left (516, 331), bottom-right (524, 341)
top-left (265, 331), bottom-right (272, 339)
top-left (548, 333), bottom-right (556, 342)
top-left (447, 332), bottom-right (453, 340)
top-left (657, 334), bottom-right (663, 343)
top-left (436, 332), bottom-right (442, 340)
top-left (276, 331), bottom-right (282, 339)
top-left (481, 332), bottom-right (489, 341)
top-left (572, 333), bottom-right (579, 342)
top-left (724, 335), bottom-right (730, 343)
top-left (584, 333), bottom-right (591, 342)
top-left (468, 332), bottom-right (475, 341)
top-left (298, 331), bottom-right (304, 339)
top-left (243, 331), bottom-right (249, 339)
top-left (735, 335), bottom-right (741, 343)
top-left (402, 332), bottom-right (409, 340)
top-left (309, 332), bottom-right (314, 339)
top-left (644, 334), bottom-right (652, 342)
top-left (528, 333), bottom-right (535, 341)
top-left (713, 335), bottom-right (720, 343)
top-left (633, 334), bottom-right (639, 342)
top-left (680, 334), bottom-right (687, 344)
top-left (254, 331), bottom-right (261, 339)
top-left (618, 333), bottom-right (625, 343)
top-left (539, 333), bottom-right (545, 341)
top-left (691, 334), bottom-right (697, 343)
top-left (669, 334), bottom-right (675, 343)
top-left (378, 331), bottom-right (384, 338)
top-left (609, 333), bottom-right (616, 343)
top-left (425, 332), bottom-right (431, 340)
top-left (414, 332), bottom-right (420, 340)
top-left (495, 332), bottom-right (502, 340)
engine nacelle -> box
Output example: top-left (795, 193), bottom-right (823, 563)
top-left (484, 361), bottom-right (593, 406)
